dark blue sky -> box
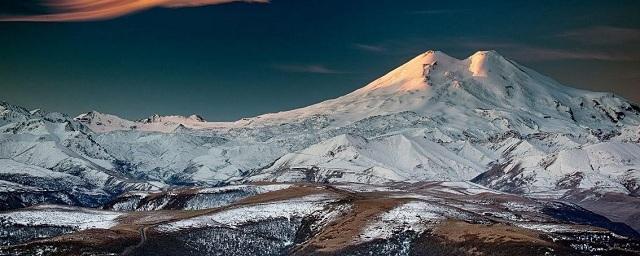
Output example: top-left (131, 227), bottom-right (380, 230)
top-left (1, 0), bottom-right (639, 120)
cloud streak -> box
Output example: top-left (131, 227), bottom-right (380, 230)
top-left (462, 42), bottom-right (640, 62)
top-left (273, 64), bottom-right (346, 74)
top-left (0, 0), bottom-right (267, 22)
top-left (557, 26), bottom-right (640, 45)
top-left (353, 43), bottom-right (386, 52)
top-left (409, 9), bottom-right (469, 15)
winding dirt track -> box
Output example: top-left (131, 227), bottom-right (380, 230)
top-left (120, 226), bottom-right (146, 256)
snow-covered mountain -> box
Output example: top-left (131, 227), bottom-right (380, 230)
top-left (240, 50), bottom-right (639, 134)
top-left (1, 50), bottom-right (639, 210)
top-left (75, 111), bottom-right (215, 133)
top-left (0, 102), bottom-right (159, 210)
top-left (75, 50), bottom-right (640, 135)
top-left (244, 50), bottom-right (640, 196)
top-left (250, 133), bottom-right (484, 184)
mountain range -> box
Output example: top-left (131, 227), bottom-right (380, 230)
top-left (1, 50), bottom-right (639, 255)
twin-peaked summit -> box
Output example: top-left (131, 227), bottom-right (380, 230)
top-left (356, 50), bottom-right (525, 93)
top-left (249, 50), bottom-right (638, 135)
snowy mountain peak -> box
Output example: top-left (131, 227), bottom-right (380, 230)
top-left (357, 50), bottom-right (458, 93)
top-left (243, 49), bottom-right (640, 135)
top-left (139, 114), bottom-right (161, 123)
top-left (188, 114), bottom-right (206, 122)
top-left (467, 50), bottom-right (510, 77)
top-left (0, 101), bottom-right (36, 126)
top-left (74, 111), bottom-right (136, 133)
top-left (74, 110), bottom-right (212, 133)
top-left (139, 114), bottom-right (207, 124)
top-left (75, 110), bottom-right (102, 120)
top-left (0, 101), bottom-right (31, 116)
top-left (354, 50), bottom-right (523, 95)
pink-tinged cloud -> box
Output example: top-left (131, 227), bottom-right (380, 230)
top-left (0, 0), bottom-right (268, 22)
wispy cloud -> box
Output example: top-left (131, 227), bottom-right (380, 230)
top-left (557, 26), bottom-right (640, 45)
top-left (273, 64), bottom-right (346, 74)
top-left (352, 43), bottom-right (386, 53)
top-left (0, 0), bottom-right (268, 22)
top-left (516, 47), bottom-right (634, 61)
top-left (461, 42), bottom-right (640, 62)
top-left (409, 9), bottom-right (469, 15)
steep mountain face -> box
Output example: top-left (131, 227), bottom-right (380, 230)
top-left (1, 50), bottom-right (639, 211)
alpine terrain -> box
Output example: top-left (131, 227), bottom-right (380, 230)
top-left (1, 50), bottom-right (640, 255)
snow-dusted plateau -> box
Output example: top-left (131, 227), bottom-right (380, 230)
top-left (1, 50), bottom-right (639, 255)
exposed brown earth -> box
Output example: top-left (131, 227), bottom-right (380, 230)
top-left (3, 183), bottom-right (639, 256)
top-left (1, 184), bottom-right (333, 255)
top-left (237, 185), bottom-right (331, 205)
top-left (294, 197), bottom-right (408, 253)
top-left (2, 229), bottom-right (139, 256)
top-left (433, 220), bottom-right (550, 244)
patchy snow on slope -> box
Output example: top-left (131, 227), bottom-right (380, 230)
top-left (502, 201), bottom-right (541, 212)
top-left (515, 223), bottom-right (583, 233)
top-left (197, 184), bottom-right (293, 194)
top-left (434, 181), bottom-right (504, 195)
top-left (358, 200), bottom-right (470, 242)
top-left (333, 183), bottom-right (403, 193)
top-left (183, 184), bottom-right (296, 210)
top-left (110, 197), bottom-right (142, 211)
top-left (0, 180), bottom-right (41, 192)
top-left (0, 205), bottom-right (122, 230)
top-left (157, 194), bottom-right (332, 232)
